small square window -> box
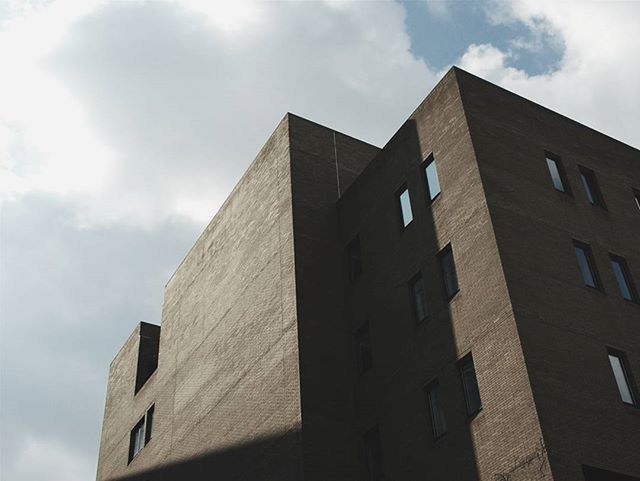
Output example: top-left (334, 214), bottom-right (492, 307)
top-left (459, 354), bottom-right (482, 417)
top-left (438, 244), bottom-right (459, 300)
top-left (363, 426), bottom-right (384, 481)
top-left (579, 166), bottom-right (606, 208)
top-left (346, 236), bottom-right (362, 283)
top-left (426, 380), bottom-right (447, 438)
top-left (354, 323), bottom-right (373, 376)
top-left (397, 185), bottom-right (413, 228)
top-left (607, 349), bottom-right (637, 406)
top-left (545, 153), bottom-right (570, 193)
top-left (423, 154), bottom-right (441, 201)
top-left (409, 272), bottom-right (428, 323)
top-left (609, 254), bottom-right (638, 302)
top-left (573, 240), bottom-right (602, 290)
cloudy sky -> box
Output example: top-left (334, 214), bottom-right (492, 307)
top-left (1, 1), bottom-right (638, 479)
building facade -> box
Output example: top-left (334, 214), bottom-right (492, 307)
top-left (96, 67), bottom-right (640, 481)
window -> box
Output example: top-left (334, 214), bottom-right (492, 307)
top-left (363, 426), bottom-right (384, 481)
top-left (634, 189), bottom-right (640, 212)
top-left (346, 236), bottom-right (362, 282)
top-left (545, 154), bottom-right (570, 193)
top-left (409, 273), bottom-right (428, 323)
top-left (459, 354), bottom-right (482, 416)
top-left (354, 323), bottom-right (372, 376)
top-left (423, 154), bottom-right (441, 201)
top-left (578, 166), bottom-right (605, 208)
top-left (573, 241), bottom-right (602, 290)
top-left (426, 380), bottom-right (447, 438)
top-left (129, 417), bottom-right (145, 462)
top-left (128, 404), bottom-right (155, 463)
top-left (607, 350), bottom-right (637, 406)
top-left (397, 185), bottom-right (413, 227)
top-left (144, 404), bottom-right (155, 444)
top-left (610, 255), bottom-right (638, 302)
top-left (438, 244), bottom-right (459, 299)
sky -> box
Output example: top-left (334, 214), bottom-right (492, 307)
top-left (0, 1), bottom-right (638, 479)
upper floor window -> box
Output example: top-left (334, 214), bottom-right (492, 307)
top-left (607, 349), bottom-right (637, 406)
top-left (409, 272), bottom-right (428, 323)
top-left (634, 189), bottom-right (640, 212)
top-left (573, 240), bottom-right (602, 290)
top-left (346, 236), bottom-right (362, 283)
top-left (354, 322), bottom-right (373, 376)
top-left (609, 254), bottom-right (638, 302)
top-left (545, 153), bottom-right (570, 193)
top-left (426, 380), bottom-right (447, 438)
top-left (423, 154), bottom-right (441, 201)
top-left (579, 166), bottom-right (605, 208)
top-left (397, 185), bottom-right (413, 228)
top-left (363, 426), bottom-right (384, 481)
top-left (459, 354), bottom-right (482, 416)
top-left (438, 244), bottom-right (459, 300)
top-left (128, 404), bottom-right (155, 463)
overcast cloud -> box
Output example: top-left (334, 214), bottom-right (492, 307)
top-left (1, 1), bottom-right (638, 480)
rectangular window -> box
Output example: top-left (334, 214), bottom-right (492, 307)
top-left (409, 273), bottom-right (428, 322)
top-left (424, 154), bottom-right (441, 201)
top-left (363, 426), bottom-right (384, 481)
top-left (438, 244), bottom-right (459, 299)
top-left (573, 241), bottom-right (601, 289)
top-left (607, 350), bottom-right (637, 406)
top-left (397, 186), bottom-right (413, 227)
top-left (426, 380), bottom-right (447, 438)
top-left (579, 166), bottom-right (605, 208)
top-left (634, 189), bottom-right (640, 212)
top-left (128, 417), bottom-right (145, 463)
top-left (545, 154), bottom-right (570, 193)
top-left (610, 255), bottom-right (638, 302)
top-left (354, 323), bottom-right (373, 376)
top-left (346, 236), bottom-right (362, 283)
top-left (144, 404), bottom-right (155, 444)
top-left (460, 354), bottom-right (482, 416)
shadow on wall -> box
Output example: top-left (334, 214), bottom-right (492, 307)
top-left (111, 430), bottom-right (301, 481)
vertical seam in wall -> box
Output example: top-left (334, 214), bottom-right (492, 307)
top-left (333, 131), bottom-right (341, 199)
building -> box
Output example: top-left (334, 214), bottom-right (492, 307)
top-left (96, 67), bottom-right (640, 481)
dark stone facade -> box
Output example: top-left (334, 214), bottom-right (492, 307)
top-left (97, 68), bottom-right (640, 481)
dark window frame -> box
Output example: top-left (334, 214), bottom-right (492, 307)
top-left (437, 243), bottom-right (460, 300)
top-left (425, 379), bottom-right (447, 439)
top-left (573, 240), bottom-right (603, 291)
top-left (459, 353), bottom-right (482, 417)
top-left (422, 153), bottom-right (441, 202)
top-left (354, 322), bottom-right (373, 376)
top-left (545, 151), bottom-right (572, 194)
top-left (578, 165), bottom-right (606, 209)
top-left (363, 425), bottom-right (384, 481)
top-left (607, 348), bottom-right (638, 407)
top-left (346, 236), bottom-right (363, 283)
top-left (609, 254), bottom-right (639, 303)
top-left (408, 271), bottom-right (429, 323)
top-left (128, 404), bottom-right (155, 464)
top-left (633, 188), bottom-right (640, 212)
top-left (144, 404), bottom-right (155, 444)
top-left (396, 183), bottom-right (414, 229)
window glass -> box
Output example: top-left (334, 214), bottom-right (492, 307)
top-left (438, 245), bottom-right (459, 299)
top-left (610, 256), bottom-right (637, 301)
top-left (579, 167), bottom-right (604, 207)
top-left (608, 352), bottom-right (636, 405)
top-left (546, 156), bottom-right (567, 192)
top-left (398, 187), bottom-right (413, 227)
top-left (460, 355), bottom-right (482, 416)
top-left (574, 242), bottom-right (599, 289)
top-left (426, 381), bottom-right (447, 438)
top-left (424, 156), bottom-right (441, 200)
top-left (354, 323), bottom-right (372, 376)
top-left (144, 405), bottom-right (154, 444)
top-left (129, 418), bottom-right (145, 462)
top-left (634, 189), bottom-right (640, 211)
top-left (410, 274), bottom-right (428, 322)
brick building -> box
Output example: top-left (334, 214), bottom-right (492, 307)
top-left (96, 67), bottom-right (640, 481)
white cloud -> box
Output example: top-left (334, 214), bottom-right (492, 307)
top-left (455, 0), bottom-right (640, 149)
